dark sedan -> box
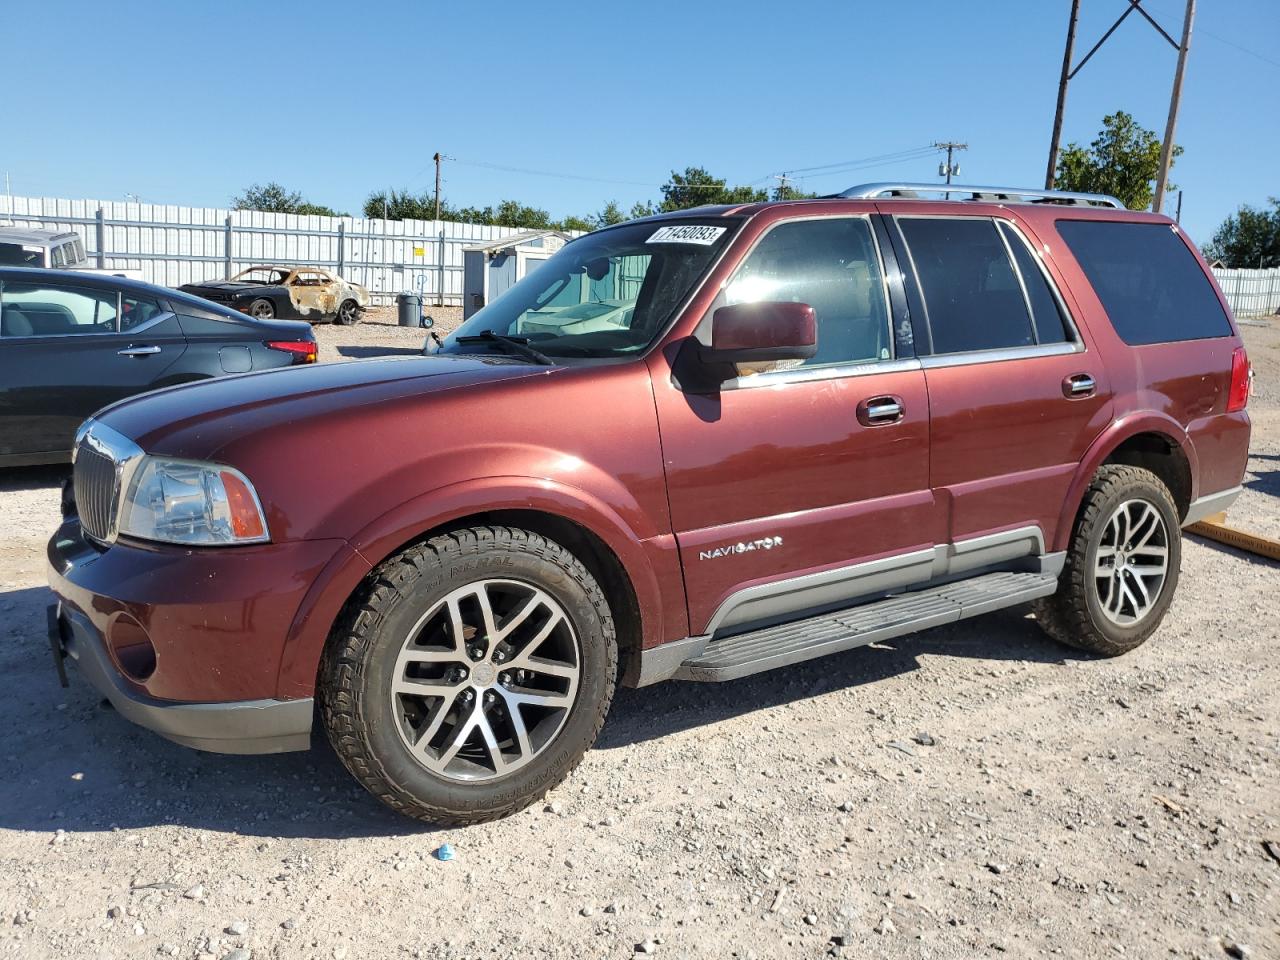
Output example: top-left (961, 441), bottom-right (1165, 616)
top-left (0, 267), bottom-right (317, 467)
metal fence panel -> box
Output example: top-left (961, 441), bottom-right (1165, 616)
top-left (0, 195), bottom-right (559, 305)
top-left (1212, 267), bottom-right (1280, 319)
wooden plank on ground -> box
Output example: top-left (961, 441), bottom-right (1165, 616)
top-left (1186, 515), bottom-right (1280, 562)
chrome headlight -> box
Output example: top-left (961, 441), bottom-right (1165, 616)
top-left (118, 457), bottom-right (269, 546)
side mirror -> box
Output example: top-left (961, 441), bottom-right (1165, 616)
top-left (699, 301), bottom-right (817, 366)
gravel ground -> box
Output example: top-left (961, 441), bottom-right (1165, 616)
top-left (0, 321), bottom-right (1276, 960)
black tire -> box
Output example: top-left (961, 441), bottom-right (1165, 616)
top-left (249, 298), bottom-right (275, 320)
top-left (319, 526), bottom-right (617, 825)
top-left (1033, 464), bottom-right (1181, 656)
top-left (336, 299), bottom-right (359, 325)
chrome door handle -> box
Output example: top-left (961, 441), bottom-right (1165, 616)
top-left (858, 395), bottom-right (905, 426)
top-left (1063, 373), bottom-right (1095, 398)
top-left (118, 345), bottom-right (161, 357)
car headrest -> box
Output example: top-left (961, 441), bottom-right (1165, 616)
top-left (0, 307), bottom-right (34, 337)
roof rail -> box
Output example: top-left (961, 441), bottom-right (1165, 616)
top-left (836, 182), bottom-right (1125, 209)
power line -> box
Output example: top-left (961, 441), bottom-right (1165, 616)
top-left (1144, 0), bottom-right (1280, 70)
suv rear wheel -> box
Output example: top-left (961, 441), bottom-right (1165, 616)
top-left (319, 526), bottom-right (617, 825)
top-left (1034, 465), bottom-right (1181, 656)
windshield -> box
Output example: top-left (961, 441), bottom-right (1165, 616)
top-left (440, 219), bottom-right (736, 359)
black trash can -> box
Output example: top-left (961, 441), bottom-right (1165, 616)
top-left (396, 292), bottom-right (423, 327)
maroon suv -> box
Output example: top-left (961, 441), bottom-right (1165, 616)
top-left (47, 183), bottom-right (1252, 824)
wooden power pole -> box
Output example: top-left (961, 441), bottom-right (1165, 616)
top-left (1152, 0), bottom-right (1195, 213)
top-left (433, 152), bottom-right (443, 221)
top-left (1045, 0), bottom-right (1082, 189)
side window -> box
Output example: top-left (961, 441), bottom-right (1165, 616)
top-left (1055, 220), bottom-right (1232, 345)
top-left (997, 222), bottom-right (1073, 345)
top-left (722, 218), bottom-right (891, 368)
top-left (0, 283), bottom-right (118, 337)
top-left (50, 244), bottom-right (66, 268)
top-left (0, 243), bottom-right (44, 267)
top-left (121, 295), bottom-right (165, 331)
top-left (897, 217), bottom-right (1036, 354)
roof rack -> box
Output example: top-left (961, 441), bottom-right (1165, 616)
top-left (836, 182), bottom-right (1125, 209)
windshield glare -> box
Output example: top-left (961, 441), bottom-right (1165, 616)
top-left (442, 220), bottom-right (735, 359)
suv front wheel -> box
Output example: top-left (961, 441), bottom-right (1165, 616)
top-left (319, 526), bottom-right (617, 825)
top-left (1034, 464), bottom-right (1182, 657)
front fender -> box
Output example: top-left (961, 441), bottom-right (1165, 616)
top-left (1051, 412), bottom-right (1198, 553)
top-left (273, 475), bottom-right (669, 700)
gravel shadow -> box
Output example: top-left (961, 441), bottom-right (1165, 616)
top-left (0, 464), bottom-right (69, 493)
top-left (599, 605), bottom-right (1073, 749)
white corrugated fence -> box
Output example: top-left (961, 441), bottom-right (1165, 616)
top-left (1212, 267), bottom-right (1280, 319)
top-left (0, 195), bottom-right (559, 306)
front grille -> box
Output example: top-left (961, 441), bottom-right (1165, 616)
top-left (74, 443), bottom-right (118, 542)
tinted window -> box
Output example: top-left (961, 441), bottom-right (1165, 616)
top-left (0, 283), bottom-right (118, 337)
top-left (723, 218), bottom-right (891, 367)
top-left (898, 218), bottom-right (1034, 354)
top-left (1056, 220), bottom-right (1231, 345)
top-left (121, 295), bottom-right (165, 331)
top-left (997, 222), bottom-right (1073, 345)
top-left (0, 243), bottom-right (43, 267)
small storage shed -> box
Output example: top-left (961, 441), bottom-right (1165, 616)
top-left (462, 230), bottom-right (572, 318)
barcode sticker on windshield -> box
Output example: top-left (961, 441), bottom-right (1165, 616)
top-left (647, 225), bottom-right (727, 246)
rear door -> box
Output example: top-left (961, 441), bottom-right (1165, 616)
top-left (0, 277), bottom-right (186, 460)
top-left (885, 211), bottom-right (1113, 553)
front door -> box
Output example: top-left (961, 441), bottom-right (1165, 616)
top-left (0, 278), bottom-right (185, 461)
top-left (651, 216), bottom-right (937, 637)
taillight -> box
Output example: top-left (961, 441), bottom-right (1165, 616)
top-left (1227, 346), bottom-right (1251, 412)
top-left (266, 340), bottom-right (318, 365)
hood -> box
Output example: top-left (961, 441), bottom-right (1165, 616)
top-left (96, 355), bottom-right (556, 459)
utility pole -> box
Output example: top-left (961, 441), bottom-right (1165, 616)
top-left (1042, 0), bottom-right (1185, 204)
top-left (1045, 0), bottom-right (1082, 189)
top-left (772, 172), bottom-right (794, 198)
top-left (1175, 189), bottom-right (1183, 223)
top-left (934, 142), bottom-right (966, 184)
top-left (1153, 0), bottom-right (1195, 213)
top-left (433, 152), bottom-right (443, 221)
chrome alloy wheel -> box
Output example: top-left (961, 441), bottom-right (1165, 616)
top-left (390, 579), bottom-right (580, 782)
top-left (1093, 498), bottom-right (1170, 626)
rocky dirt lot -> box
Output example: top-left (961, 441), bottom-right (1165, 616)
top-left (0, 320), bottom-right (1276, 960)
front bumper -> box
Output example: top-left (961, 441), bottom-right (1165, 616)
top-left (45, 518), bottom-right (346, 754)
top-left (50, 602), bottom-right (312, 754)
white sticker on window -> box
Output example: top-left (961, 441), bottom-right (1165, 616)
top-left (647, 225), bottom-right (727, 246)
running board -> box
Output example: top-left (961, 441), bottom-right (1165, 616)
top-left (674, 571), bottom-right (1058, 682)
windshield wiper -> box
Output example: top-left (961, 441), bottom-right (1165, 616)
top-left (454, 331), bottom-right (554, 365)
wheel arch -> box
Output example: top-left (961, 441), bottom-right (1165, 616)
top-left (1053, 414), bottom-right (1198, 552)
top-left (275, 479), bottom-right (666, 700)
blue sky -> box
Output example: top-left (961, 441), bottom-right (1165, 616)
top-left (3, 0), bottom-right (1276, 243)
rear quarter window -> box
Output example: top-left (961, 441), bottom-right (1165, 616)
top-left (1056, 220), bottom-right (1232, 345)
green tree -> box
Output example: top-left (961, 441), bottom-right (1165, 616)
top-left (559, 214), bottom-right (594, 232)
top-left (1204, 198), bottom-right (1280, 268)
top-left (233, 182), bottom-right (344, 217)
top-left (629, 200), bottom-right (658, 219)
top-left (1055, 111), bottom-right (1181, 211)
top-left (363, 188), bottom-right (437, 220)
top-left (592, 200), bottom-right (627, 228)
top-left (772, 183), bottom-right (817, 201)
top-left (659, 167), bottom-right (767, 211)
